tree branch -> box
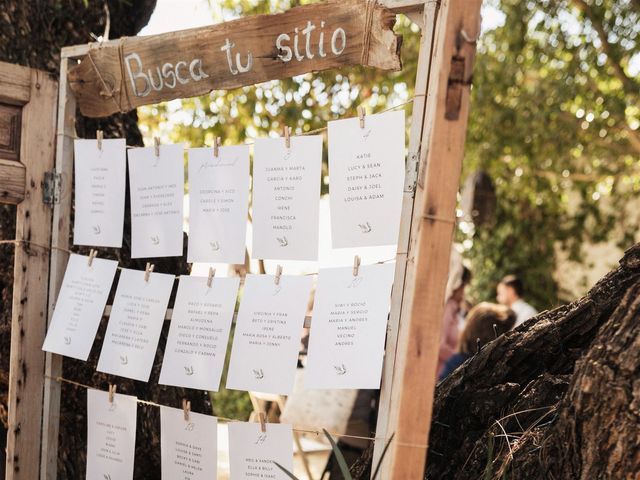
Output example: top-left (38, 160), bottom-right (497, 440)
top-left (571, 0), bottom-right (640, 96)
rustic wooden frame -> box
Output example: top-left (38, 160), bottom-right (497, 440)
top-left (0, 0), bottom-right (484, 478)
top-left (0, 61), bottom-right (58, 480)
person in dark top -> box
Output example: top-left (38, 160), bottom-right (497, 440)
top-left (439, 302), bottom-right (516, 381)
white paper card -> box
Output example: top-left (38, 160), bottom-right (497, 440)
top-left (161, 406), bottom-right (217, 480)
top-left (128, 144), bottom-right (184, 258)
top-left (228, 422), bottom-right (293, 480)
top-left (42, 254), bottom-right (118, 360)
top-left (97, 268), bottom-right (174, 381)
top-left (187, 146), bottom-right (250, 263)
top-left (74, 139), bottom-right (127, 247)
top-left (305, 263), bottom-right (395, 389)
top-left (226, 274), bottom-right (312, 394)
top-left (86, 389), bottom-right (137, 480)
top-left (159, 275), bottom-right (239, 391)
top-left (328, 110), bottom-right (405, 247)
top-left (252, 136), bottom-right (322, 260)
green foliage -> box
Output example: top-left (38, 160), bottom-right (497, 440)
top-left (460, 0), bottom-right (639, 307)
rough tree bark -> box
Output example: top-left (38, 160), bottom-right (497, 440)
top-left (426, 243), bottom-right (640, 479)
top-left (0, 2), bottom-right (214, 478)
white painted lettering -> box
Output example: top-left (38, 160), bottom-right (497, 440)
top-left (189, 58), bottom-right (210, 81)
top-left (302, 21), bottom-right (316, 59)
top-left (331, 27), bottom-right (346, 55)
top-left (319, 21), bottom-right (327, 58)
top-left (293, 27), bottom-right (305, 61)
top-left (162, 63), bottom-right (176, 89)
top-left (148, 67), bottom-right (163, 91)
top-left (276, 33), bottom-right (293, 62)
top-left (221, 38), bottom-right (239, 75)
top-left (175, 61), bottom-right (189, 84)
top-left (124, 53), bottom-right (151, 97)
top-left (235, 52), bottom-right (253, 73)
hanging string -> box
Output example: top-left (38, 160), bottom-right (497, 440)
top-left (55, 94), bottom-right (426, 147)
top-left (0, 239), bottom-right (398, 281)
top-left (45, 375), bottom-right (429, 449)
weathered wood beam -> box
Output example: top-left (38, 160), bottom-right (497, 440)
top-left (0, 159), bottom-right (25, 205)
top-left (68, 0), bottom-right (402, 117)
top-left (379, 0), bottom-right (483, 477)
top-left (6, 67), bottom-right (57, 480)
top-left (40, 56), bottom-right (76, 480)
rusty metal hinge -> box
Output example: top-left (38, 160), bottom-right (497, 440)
top-left (43, 171), bottom-right (62, 205)
top-left (404, 150), bottom-right (420, 195)
top-left (445, 55), bottom-right (473, 121)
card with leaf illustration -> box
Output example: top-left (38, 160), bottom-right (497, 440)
top-left (226, 274), bottom-right (312, 394)
top-left (187, 145), bottom-right (249, 263)
top-left (128, 143), bottom-right (184, 258)
top-left (73, 139), bottom-right (127, 248)
top-left (86, 389), bottom-right (137, 480)
top-left (305, 263), bottom-right (395, 389)
top-left (159, 275), bottom-right (239, 391)
top-left (252, 136), bottom-right (321, 261)
top-left (97, 268), bottom-right (174, 381)
top-left (228, 421), bottom-right (293, 480)
top-left (42, 253), bottom-right (118, 361)
top-left (328, 110), bottom-right (405, 248)
top-left (160, 406), bottom-right (217, 480)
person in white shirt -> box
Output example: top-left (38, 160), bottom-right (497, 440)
top-left (496, 275), bottom-right (538, 327)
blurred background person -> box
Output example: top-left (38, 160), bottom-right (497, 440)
top-left (439, 302), bottom-right (516, 380)
top-left (438, 253), bottom-right (472, 377)
top-left (496, 274), bottom-right (538, 327)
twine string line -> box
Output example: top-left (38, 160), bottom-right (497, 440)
top-left (45, 375), bottom-right (429, 449)
top-left (54, 94), bottom-right (426, 147)
top-left (0, 239), bottom-right (397, 279)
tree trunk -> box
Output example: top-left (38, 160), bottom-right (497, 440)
top-left (0, 2), bottom-right (215, 478)
top-left (426, 244), bottom-right (640, 479)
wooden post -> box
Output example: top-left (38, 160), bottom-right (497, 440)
top-left (5, 67), bottom-right (58, 479)
top-left (40, 54), bottom-right (77, 480)
top-left (371, 0), bottom-right (439, 473)
top-left (374, 0), bottom-right (483, 478)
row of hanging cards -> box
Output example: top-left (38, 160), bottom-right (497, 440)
top-left (87, 389), bottom-right (292, 480)
top-left (43, 253), bottom-right (395, 393)
top-left (73, 110), bottom-right (405, 260)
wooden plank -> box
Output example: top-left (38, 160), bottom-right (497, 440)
top-left (380, 0), bottom-right (483, 477)
top-left (40, 57), bottom-right (75, 480)
top-left (68, 0), bottom-right (401, 117)
top-left (379, 0), bottom-right (426, 13)
top-left (0, 159), bottom-right (25, 205)
top-left (5, 68), bottom-right (58, 480)
top-left (0, 61), bottom-right (32, 105)
top-left (371, 0), bottom-right (439, 475)
top-left (0, 103), bottom-right (23, 162)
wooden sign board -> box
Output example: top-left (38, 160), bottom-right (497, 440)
top-left (69, 0), bottom-right (402, 117)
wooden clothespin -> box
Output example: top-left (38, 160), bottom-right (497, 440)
top-left (357, 106), bottom-right (366, 129)
top-left (207, 267), bottom-right (216, 288)
top-left (258, 412), bottom-right (267, 433)
top-left (274, 264), bottom-right (283, 285)
top-left (87, 249), bottom-right (98, 267)
top-left (283, 125), bottom-right (291, 149)
top-left (96, 130), bottom-right (104, 150)
top-left (213, 137), bottom-right (221, 157)
top-left (353, 255), bottom-right (361, 276)
top-left (182, 398), bottom-right (191, 422)
top-left (108, 384), bottom-right (117, 403)
top-left (144, 262), bottom-right (155, 282)
top-left (153, 136), bottom-right (161, 157)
